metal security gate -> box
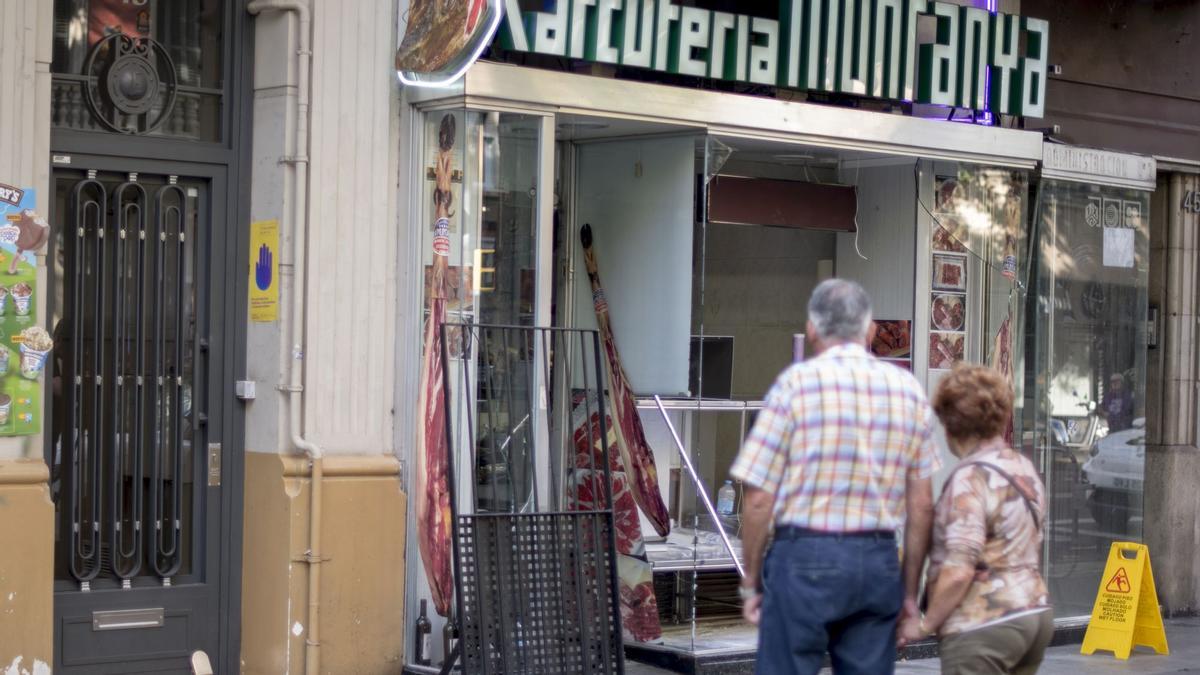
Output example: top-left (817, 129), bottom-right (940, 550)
top-left (47, 158), bottom-right (227, 673)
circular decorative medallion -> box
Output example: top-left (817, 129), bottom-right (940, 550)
top-left (83, 34), bottom-right (177, 135)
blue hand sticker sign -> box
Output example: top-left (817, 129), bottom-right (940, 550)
top-left (249, 220), bottom-right (279, 322)
top-left (255, 243), bottom-right (272, 291)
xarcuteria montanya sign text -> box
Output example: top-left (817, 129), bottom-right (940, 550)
top-left (497, 0), bottom-right (1049, 117)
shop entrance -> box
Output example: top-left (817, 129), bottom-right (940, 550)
top-left (43, 0), bottom-right (247, 671)
top-left (549, 120), bottom-right (1032, 669)
top-left (47, 158), bottom-right (229, 672)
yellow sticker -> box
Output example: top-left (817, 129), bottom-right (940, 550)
top-left (1081, 542), bottom-right (1169, 660)
top-left (249, 219), bottom-right (280, 322)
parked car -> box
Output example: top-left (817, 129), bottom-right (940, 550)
top-left (1081, 417), bottom-right (1145, 533)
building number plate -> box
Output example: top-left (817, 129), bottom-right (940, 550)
top-left (1183, 191), bottom-right (1200, 214)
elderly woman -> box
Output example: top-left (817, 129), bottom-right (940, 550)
top-left (900, 364), bottom-right (1052, 674)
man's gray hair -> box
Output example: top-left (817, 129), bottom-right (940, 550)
top-left (808, 279), bottom-right (873, 342)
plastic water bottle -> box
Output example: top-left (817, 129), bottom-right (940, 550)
top-left (717, 480), bottom-right (736, 516)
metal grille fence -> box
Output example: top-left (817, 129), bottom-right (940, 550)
top-left (440, 323), bottom-right (624, 675)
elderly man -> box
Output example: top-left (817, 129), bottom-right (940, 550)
top-left (731, 279), bottom-right (940, 675)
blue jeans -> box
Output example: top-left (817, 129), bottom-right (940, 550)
top-left (756, 530), bottom-right (903, 675)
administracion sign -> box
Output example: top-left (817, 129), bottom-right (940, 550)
top-left (1081, 542), bottom-right (1169, 660)
top-left (497, 0), bottom-right (1049, 116)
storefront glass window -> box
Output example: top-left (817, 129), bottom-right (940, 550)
top-left (409, 109), bottom-right (544, 669)
top-left (1027, 180), bottom-right (1150, 617)
top-left (51, 0), bottom-right (225, 140)
top-left (926, 165), bottom-right (1030, 444)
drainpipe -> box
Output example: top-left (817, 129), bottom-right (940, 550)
top-left (245, 2), bottom-right (324, 675)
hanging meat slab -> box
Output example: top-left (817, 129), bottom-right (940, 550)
top-left (416, 114), bottom-right (457, 617)
top-left (570, 391), bottom-right (663, 642)
top-left (579, 224), bottom-right (671, 536)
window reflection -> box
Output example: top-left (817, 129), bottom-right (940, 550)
top-left (1028, 179), bottom-right (1150, 617)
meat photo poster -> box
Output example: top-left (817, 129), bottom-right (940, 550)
top-left (932, 254), bottom-right (967, 292)
top-left (871, 320), bottom-right (912, 371)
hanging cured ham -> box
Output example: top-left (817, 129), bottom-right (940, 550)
top-left (580, 224), bottom-right (670, 536)
top-left (416, 114), bottom-right (457, 617)
top-left (990, 314), bottom-right (1015, 445)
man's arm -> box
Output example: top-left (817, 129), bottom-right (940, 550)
top-left (740, 486), bottom-right (776, 593)
top-left (902, 474), bottom-right (934, 605)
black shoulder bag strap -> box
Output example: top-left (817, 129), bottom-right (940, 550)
top-left (952, 460), bottom-right (1042, 532)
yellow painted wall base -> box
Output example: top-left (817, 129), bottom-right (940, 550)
top-left (241, 452), bottom-right (407, 675)
top-left (0, 459), bottom-right (54, 673)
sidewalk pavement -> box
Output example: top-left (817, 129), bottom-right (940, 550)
top-left (891, 617), bottom-right (1199, 674)
top-left (625, 617), bottom-right (1200, 674)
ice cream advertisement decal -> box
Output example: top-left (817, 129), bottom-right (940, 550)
top-left (0, 185), bottom-right (51, 436)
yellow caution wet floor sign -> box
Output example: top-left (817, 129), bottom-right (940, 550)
top-left (1081, 542), bottom-right (1169, 660)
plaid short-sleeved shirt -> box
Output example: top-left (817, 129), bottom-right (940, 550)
top-left (730, 343), bottom-right (941, 532)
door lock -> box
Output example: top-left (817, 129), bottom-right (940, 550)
top-left (207, 443), bottom-right (221, 487)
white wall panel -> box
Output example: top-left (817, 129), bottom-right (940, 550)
top-left (573, 137), bottom-right (695, 396)
top-left (837, 163), bottom-right (918, 321)
top-left (302, 0), bottom-right (400, 455)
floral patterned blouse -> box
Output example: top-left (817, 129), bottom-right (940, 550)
top-left (927, 446), bottom-right (1050, 635)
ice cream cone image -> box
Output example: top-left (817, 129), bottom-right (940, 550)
top-left (8, 210), bottom-right (49, 275)
top-left (17, 326), bottom-right (52, 380)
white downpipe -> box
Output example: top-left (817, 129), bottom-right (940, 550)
top-left (245, 2), bottom-right (323, 675)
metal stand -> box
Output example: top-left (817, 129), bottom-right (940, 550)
top-left (441, 323), bottom-right (625, 675)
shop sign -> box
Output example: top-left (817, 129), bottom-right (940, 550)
top-left (396, 0), bottom-right (505, 87)
top-left (497, 0), bottom-right (1049, 116)
top-left (1042, 144), bottom-right (1157, 191)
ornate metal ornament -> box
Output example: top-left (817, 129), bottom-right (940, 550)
top-left (83, 34), bottom-right (177, 135)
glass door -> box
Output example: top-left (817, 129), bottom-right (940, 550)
top-left (407, 108), bottom-right (553, 672)
top-left (1026, 179), bottom-right (1151, 617)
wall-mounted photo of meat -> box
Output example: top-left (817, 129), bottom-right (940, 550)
top-left (932, 254), bottom-right (967, 292)
top-left (929, 332), bottom-right (965, 370)
top-left (935, 176), bottom-right (965, 212)
top-left (931, 217), bottom-right (968, 253)
top-left (395, 0), bottom-right (499, 85)
top-left (931, 294), bottom-right (966, 332)
top-left (870, 320), bottom-right (911, 359)
top-left (568, 390), bottom-right (663, 643)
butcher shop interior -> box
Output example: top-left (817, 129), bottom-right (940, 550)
top-left (404, 102), bottom-right (1035, 672)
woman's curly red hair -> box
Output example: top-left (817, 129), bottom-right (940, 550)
top-left (933, 363), bottom-right (1013, 441)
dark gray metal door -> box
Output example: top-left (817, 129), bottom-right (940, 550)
top-left (47, 155), bottom-right (228, 673)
